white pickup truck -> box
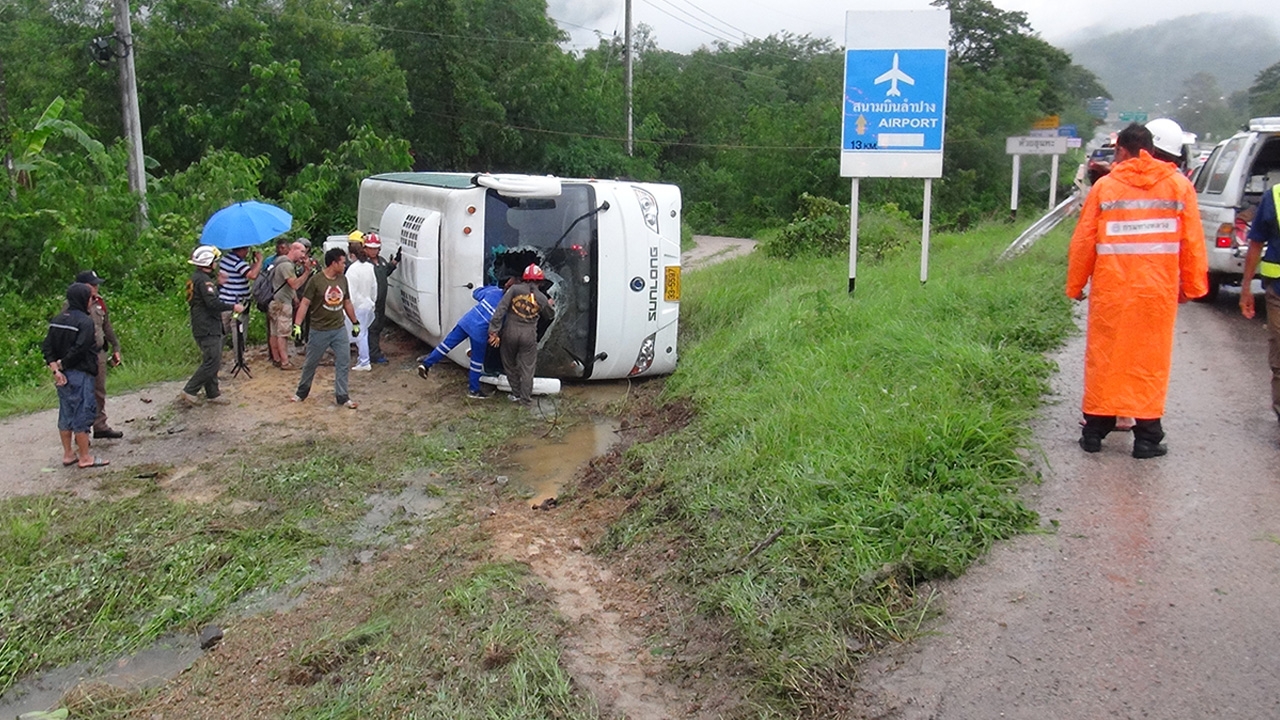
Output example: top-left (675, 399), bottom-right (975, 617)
top-left (356, 172), bottom-right (682, 380)
top-left (1193, 117), bottom-right (1280, 301)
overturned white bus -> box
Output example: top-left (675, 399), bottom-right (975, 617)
top-left (356, 172), bottom-right (681, 380)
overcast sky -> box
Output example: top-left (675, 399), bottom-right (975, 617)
top-left (547, 0), bottom-right (1272, 54)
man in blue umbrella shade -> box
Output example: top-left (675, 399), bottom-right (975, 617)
top-left (219, 246), bottom-right (263, 338)
top-left (181, 245), bottom-right (245, 406)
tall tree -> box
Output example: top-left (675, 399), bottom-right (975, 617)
top-left (1247, 61), bottom-right (1280, 118)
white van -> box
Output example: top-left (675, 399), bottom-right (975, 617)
top-left (356, 172), bottom-right (682, 380)
top-left (1193, 117), bottom-right (1280, 300)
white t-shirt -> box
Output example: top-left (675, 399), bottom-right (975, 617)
top-left (345, 260), bottom-right (377, 312)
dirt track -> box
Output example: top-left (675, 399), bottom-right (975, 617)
top-left (854, 294), bottom-right (1280, 719)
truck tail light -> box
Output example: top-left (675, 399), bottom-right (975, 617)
top-left (1215, 223), bottom-right (1234, 248)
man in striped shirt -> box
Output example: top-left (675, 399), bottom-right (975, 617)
top-left (1066, 122), bottom-right (1208, 459)
top-left (219, 246), bottom-right (263, 337)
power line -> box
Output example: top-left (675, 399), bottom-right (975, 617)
top-left (667, 0), bottom-right (756, 42)
top-left (639, 0), bottom-right (739, 46)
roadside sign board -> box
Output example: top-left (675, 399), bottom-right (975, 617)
top-left (1057, 124), bottom-right (1078, 137)
top-left (1032, 115), bottom-right (1060, 129)
top-left (1067, 137), bottom-right (1082, 148)
top-left (1118, 111), bottom-right (1148, 123)
top-left (1006, 136), bottom-right (1068, 155)
top-left (841, 10), bottom-right (950, 178)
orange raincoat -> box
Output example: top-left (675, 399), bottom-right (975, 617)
top-left (1065, 150), bottom-right (1209, 418)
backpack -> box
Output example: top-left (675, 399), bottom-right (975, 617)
top-left (251, 266), bottom-right (282, 313)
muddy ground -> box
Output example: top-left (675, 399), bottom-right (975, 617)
top-left (0, 238), bottom-right (759, 720)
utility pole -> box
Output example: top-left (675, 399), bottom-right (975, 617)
top-left (624, 0), bottom-right (633, 156)
top-left (112, 0), bottom-right (148, 223)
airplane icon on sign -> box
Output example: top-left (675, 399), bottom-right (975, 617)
top-left (874, 53), bottom-right (914, 97)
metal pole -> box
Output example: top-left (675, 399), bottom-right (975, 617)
top-left (1049, 153), bottom-right (1059, 209)
top-left (113, 0), bottom-right (148, 222)
top-left (625, 0), bottom-right (634, 156)
top-left (848, 178), bottom-right (859, 294)
top-left (1009, 154), bottom-right (1020, 220)
top-left (921, 179), bottom-right (931, 285)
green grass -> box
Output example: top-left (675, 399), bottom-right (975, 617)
top-left (0, 413), bottom-right (531, 699)
top-left (600, 221), bottom-right (1076, 702)
top-left (0, 293), bottom-right (201, 418)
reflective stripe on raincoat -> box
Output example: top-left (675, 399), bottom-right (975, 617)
top-left (1065, 149), bottom-right (1209, 418)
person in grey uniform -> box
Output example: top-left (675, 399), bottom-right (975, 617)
top-left (181, 245), bottom-right (244, 406)
top-left (488, 264), bottom-right (555, 405)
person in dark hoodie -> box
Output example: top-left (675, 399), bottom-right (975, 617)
top-left (42, 282), bottom-right (107, 468)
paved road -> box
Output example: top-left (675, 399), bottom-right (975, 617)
top-left (856, 292), bottom-right (1280, 719)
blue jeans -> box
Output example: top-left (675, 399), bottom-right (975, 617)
top-left (295, 327), bottom-right (351, 403)
top-left (57, 369), bottom-right (97, 433)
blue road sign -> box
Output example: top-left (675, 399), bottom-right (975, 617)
top-left (842, 49), bottom-right (947, 154)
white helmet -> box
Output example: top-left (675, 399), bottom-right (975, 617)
top-left (189, 244), bottom-right (221, 267)
top-left (1145, 118), bottom-right (1185, 157)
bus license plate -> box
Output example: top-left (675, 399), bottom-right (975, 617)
top-left (664, 266), bottom-right (681, 302)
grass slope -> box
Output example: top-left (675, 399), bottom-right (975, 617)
top-left (605, 222), bottom-right (1076, 703)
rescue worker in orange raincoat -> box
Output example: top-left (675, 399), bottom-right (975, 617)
top-left (1065, 122), bottom-right (1209, 458)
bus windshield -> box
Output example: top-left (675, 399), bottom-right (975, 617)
top-left (483, 184), bottom-right (599, 378)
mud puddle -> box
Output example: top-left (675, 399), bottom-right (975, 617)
top-left (505, 416), bottom-right (621, 508)
top-left (0, 636), bottom-right (204, 717)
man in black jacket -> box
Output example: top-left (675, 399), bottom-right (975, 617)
top-left (42, 283), bottom-right (107, 468)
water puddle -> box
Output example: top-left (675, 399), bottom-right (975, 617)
top-left (352, 484), bottom-right (448, 544)
top-left (506, 416), bottom-right (621, 507)
top-left (0, 636), bottom-right (203, 717)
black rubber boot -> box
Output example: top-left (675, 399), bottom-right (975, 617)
top-left (1079, 435), bottom-right (1102, 453)
top-left (1131, 418), bottom-right (1166, 459)
top-left (1132, 439), bottom-right (1168, 459)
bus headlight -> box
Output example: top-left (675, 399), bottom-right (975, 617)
top-left (629, 332), bottom-right (656, 376)
top-left (633, 188), bottom-right (659, 234)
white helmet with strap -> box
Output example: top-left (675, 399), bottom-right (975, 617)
top-left (189, 245), bottom-right (221, 267)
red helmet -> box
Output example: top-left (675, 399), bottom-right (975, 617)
top-left (364, 233), bottom-right (381, 249)
top-left (523, 264), bottom-right (545, 281)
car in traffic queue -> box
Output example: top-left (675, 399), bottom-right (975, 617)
top-left (1193, 117), bottom-right (1280, 301)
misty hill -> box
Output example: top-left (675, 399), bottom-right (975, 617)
top-left (1063, 13), bottom-right (1280, 113)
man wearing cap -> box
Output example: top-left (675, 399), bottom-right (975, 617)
top-left (70, 271), bottom-right (123, 438)
top-left (361, 234), bottom-right (400, 364)
top-left (182, 245), bottom-right (245, 406)
top-left (43, 283), bottom-right (107, 468)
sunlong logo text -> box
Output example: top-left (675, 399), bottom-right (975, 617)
top-left (648, 246), bottom-right (659, 321)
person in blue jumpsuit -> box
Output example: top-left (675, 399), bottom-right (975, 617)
top-left (417, 280), bottom-right (510, 398)
top-left (1240, 183), bottom-right (1280, 422)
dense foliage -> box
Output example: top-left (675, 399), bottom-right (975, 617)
top-left (2, 0), bottom-right (1107, 393)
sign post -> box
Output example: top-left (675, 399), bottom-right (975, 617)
top-left (841, 10), bottom-right (949, 293)
top-left (1005, 135), bottom-right (1068, 215)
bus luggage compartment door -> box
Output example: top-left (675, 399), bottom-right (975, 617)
top-left (381, 203), bottom-right (442, 337)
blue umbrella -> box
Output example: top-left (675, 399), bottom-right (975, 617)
top-left (200, 200), bottom-right (292, 250)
